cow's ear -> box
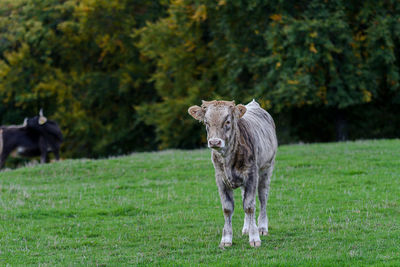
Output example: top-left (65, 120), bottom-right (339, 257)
top-left (235, 104), bottom-right (247, 118)
top-left (188, 105), bottom-right (205, 121)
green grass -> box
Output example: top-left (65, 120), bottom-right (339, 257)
top-left (0, 140), bottom-right (399, 266)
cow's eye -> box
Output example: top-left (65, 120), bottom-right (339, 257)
top-left (225, 120), bottom-right (231, 127)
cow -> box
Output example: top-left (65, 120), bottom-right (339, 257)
top-left (0, 109), bottom-right (63, 169)
top-left (188, 100), bottom-right (277, 248)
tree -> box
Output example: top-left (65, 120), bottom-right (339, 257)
top-left (137, 0), bottom-right (400, 147)
top-left (0, 0), bottom-right (166, 157)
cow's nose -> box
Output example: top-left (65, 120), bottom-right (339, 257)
top-left (208, 138), bottom-right (222, 148)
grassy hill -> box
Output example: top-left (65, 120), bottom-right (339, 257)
top-left (0, 140), bottom-right (399, 266)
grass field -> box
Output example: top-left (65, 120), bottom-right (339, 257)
top-left (0, 140), bottom-right (399, 266)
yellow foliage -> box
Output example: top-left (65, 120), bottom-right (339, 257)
top-left (171, 0), bottom-right (184, 6)
top-left (218, 0), bottom-right (226, 6)
top-left (309, 31), bottom-right (318, 38)
top-left (362, 89), bottom-right (372, 102)
top-left (287, 80), bottom-right (299, 85)
top-left (354, 32), bottom-right (366, 41)
top-left (191, 4), bottom-right (207, 22)
top-left (4, 43), bottom-right (29, 65)
top-left (275, 62), bottom-right (281, 68)
top-left (75, 0), bottom-right (95, 14)
top-left (269, 14), bottom-right (282, 22)
top-left (98, 34), bottom-right (110, 46)
top-left (166, 17), bottom-right (178, 30)
top-left (258, 99), bottom-right (272, 110)
top-left (0, 60), bottom-right (10, 78)
top-left (184, 40), bottom-right (196, 52)
top-left (309, 43), bottom-right (318, 53)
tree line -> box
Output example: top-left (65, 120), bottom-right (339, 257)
top-left (1, 0), bottom-right (399, 158)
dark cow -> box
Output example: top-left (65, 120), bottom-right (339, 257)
top-left (0, 110), bottom-right (63, 168)
top-left (188, 100), bottom-right (277, 248)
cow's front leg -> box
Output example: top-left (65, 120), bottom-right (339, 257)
top-left (39, 138), bottom-right (48, 164)
top-left (216, 177), bottom-right (234, 248)
top-left (243, 170), bottom-right (261, 247)
top-left (258, 163), bottom-right (274, 236)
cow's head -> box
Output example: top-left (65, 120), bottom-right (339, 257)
top-left (188, 100), bottom-right (246, 153)
top-left (27, 109), bottom-right (48, 129)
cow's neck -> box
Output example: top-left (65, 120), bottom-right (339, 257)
top-left (214, 127), bottom-right (249, 189)
top-left (216, 126), bottom-right (240, 167)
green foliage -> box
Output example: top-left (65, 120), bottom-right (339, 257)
top-left (0, 0), bottom-right (166, 157)
top-left (0, 140), bottom-right (399, 265)
top-left (135, 1), bottom-right (216, 148)
top-left (137, 0), bottom-right (400, 148)
top-left (0, 0), bottom-right (400, 154)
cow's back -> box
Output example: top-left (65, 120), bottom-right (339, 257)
top-left (239, 100), bottom-right (277, 169)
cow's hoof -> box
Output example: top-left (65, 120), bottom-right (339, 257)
top-left (242, 228), bottom-right (249, 235)
top-left (219, 242), bottom-right (232, 248)
top-left (249, 241), bottom-right (261, 247)
top-left (259, 228), bottom-right (268, 236)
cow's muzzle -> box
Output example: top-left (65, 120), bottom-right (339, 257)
top-left (208, 138), bottom-right (224, 149)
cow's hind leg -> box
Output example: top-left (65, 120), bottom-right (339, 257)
top-left (0, 148), bottom-right (12, 169)
top-left (243, 170), bottom-right (261, 247)
top-left (258, 161), bottom-right (274, 236)
top-left (217, 179), bottom-right (234, 248)
top-left (241, 187), bottom-right (250, 235)
top-left (0, 153), bottom-right (6, 169)
top-left (54, 147), bottom-right (60, 161)
top-left (40, 151), bottom-right (48, 164)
